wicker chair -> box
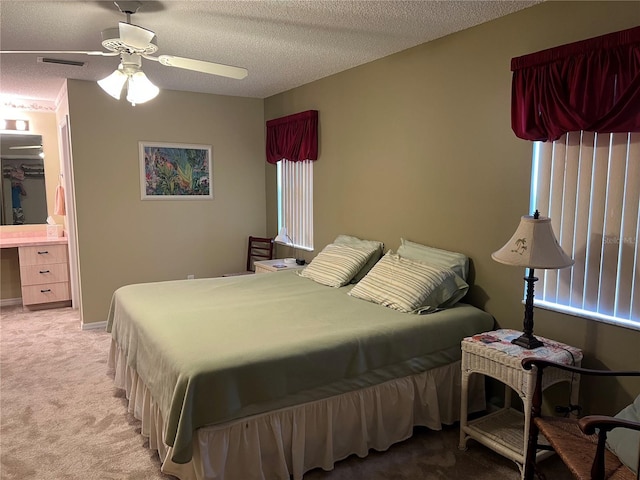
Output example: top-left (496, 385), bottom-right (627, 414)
top-left (522, 358), bottom-right (640, 480)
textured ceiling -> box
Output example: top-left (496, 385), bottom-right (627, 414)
top-left (0, 0), bottom-right (541, 105)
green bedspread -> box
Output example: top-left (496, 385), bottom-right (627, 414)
top-left (106, 271), bottom-right (494, 464)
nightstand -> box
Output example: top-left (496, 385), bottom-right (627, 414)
top-left (254, 259), bottom-right (306, 274)
top-left (458, 329), bottom-right (582, 478)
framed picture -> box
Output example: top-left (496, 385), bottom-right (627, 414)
top-left (139, 142), bottom-right (213, 200)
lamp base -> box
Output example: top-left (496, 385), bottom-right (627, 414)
top-left (511, 333), bottom-right (543, 350)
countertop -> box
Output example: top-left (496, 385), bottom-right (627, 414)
top-left (0, 236), bottom-right (68, 248)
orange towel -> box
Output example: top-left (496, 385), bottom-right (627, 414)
top-left (54, 184), bottom-right (66, 216)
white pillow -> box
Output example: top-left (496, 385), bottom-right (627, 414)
top-left (299, 243), bottom-right (373, 287)
top-left (348, 252), bottom-right (469, 313)
top-left (397, 238), bottom-right (469, 281)
top-left (606, 393), bottom-right (640, 474)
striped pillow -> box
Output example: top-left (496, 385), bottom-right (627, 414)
top-left (333, 235), bottom-right (384, 283)
top-left (299, 243), bottom-right (373, 287)
top-left (348, 252), bottom-right (468, 313)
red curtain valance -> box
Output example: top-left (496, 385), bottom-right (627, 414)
top-left (511, 26), bottom-right (640, 142)
top-left (266, 110), bottom-right (318, 164)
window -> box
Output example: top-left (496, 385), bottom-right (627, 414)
top-left (277, 159), bottom-right (313, 251)
top-left (530, 131), bottom-right (640, 329)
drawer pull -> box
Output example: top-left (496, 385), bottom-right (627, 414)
top-left (39, 270), bottom-right (51, 274)
top-left (37, 251), bottom-right (49, 255)
top-left (40, 289), bottom-right (52, 293)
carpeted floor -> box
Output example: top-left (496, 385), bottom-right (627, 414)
top-left (0, 304), bottom-right (573, 479)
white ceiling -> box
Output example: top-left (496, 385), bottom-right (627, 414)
top-left (0, 0), bottom-right (541, 105)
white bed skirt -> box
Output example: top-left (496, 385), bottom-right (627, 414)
top-left (109, 340), bottom-right (486, 480)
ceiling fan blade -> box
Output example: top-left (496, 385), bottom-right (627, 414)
top-left (119, 22), bottom-right (155, 50)
top-left (0, 50), bottom-right (118, 56)
top-left (156, 55), bottom-right (248, 80)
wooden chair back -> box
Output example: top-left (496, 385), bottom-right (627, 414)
top-left (246, 236), bottom-right (274, 272)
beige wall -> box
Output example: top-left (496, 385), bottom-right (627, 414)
top-left (264, 1), bottom-right (640, 414)
top-left (0, 110), bottom-right (62, 300)
top-left (66, 80), bottom-right (265, 325)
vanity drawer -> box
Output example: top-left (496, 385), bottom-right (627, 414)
top-left (18, 244), bottom-right (68, 266)
top-left (21, 282), bottom-right (71, 305)
top-left (20, 263), bottom-right (69, 286)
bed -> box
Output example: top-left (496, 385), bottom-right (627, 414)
top-left (106, 237), bottom-right (495, 480)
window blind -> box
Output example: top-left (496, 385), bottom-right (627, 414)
top-left (277, 159), bottom-right (313, 251)
top-left (532, 131), bottom-right (639, 325)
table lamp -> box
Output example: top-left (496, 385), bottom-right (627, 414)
top-left (274, 227), bottom-right (305, 265)
top-left (492, 210), bottom-right (574, 349)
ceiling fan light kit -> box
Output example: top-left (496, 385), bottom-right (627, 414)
top-left (98, 53), bottom-right (159, 106)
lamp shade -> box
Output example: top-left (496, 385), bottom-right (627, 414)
top-left (126, 71), bottom-right (159, 105)
top-left (97, 68), bottom-right (127, 100)
top-left (274, 227), bottom-right (293, 245)
top-left (492, 214), bottom-right (574, 269)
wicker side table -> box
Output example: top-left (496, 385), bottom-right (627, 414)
top-left (458, 329), bottom-right (582, 478)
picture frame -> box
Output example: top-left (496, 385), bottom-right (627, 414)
top-left (139, 141), bottom-right (213, 200)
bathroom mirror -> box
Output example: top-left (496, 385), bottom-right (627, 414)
top-left (0, 133), bottom-right (48, 225)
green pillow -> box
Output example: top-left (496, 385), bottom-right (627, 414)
top-left (606, 393), bottom-right (640, 474)
top-left (397, 238), bottom-right (469, 281)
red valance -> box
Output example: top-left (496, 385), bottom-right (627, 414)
top-left (511, 26), bottom-right (640, 142)
top-left (266, 110), bottom-right (318, 164)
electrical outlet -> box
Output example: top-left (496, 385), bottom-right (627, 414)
top-left (187, 274), bottom-right (195, 280)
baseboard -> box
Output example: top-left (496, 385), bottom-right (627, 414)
top-left (24, 300), bottom-right (72, 311)
top-left (0, 298), bottom-right (23, 307)
top-left (82, 321), bottom-right (107, 331)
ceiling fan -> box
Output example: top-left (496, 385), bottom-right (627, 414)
top-left (9, 145), bottom-right (44, 158)
top-left (9, 145), bottom-right (42, 150)
top-left (0, 1), bottom-right (248, 106)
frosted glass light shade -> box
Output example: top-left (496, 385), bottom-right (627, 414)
top-left (126, 71), bottom-right (159, 105)
top-left (492, 215), bottom-right (574, 269)
top-left (97, 69), bottom-right (127, 100)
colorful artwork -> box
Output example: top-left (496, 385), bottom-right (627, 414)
top-left (139, 142), bottom-right (212, 199)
